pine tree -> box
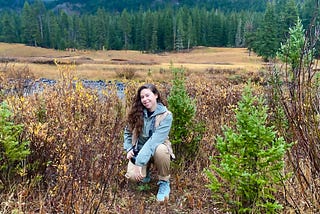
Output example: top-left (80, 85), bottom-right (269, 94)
top-left (93, 9), bottom-right (109, 50)
top-left (78, 15), bottom-right (94, 49)
top-left (0, 102), bottom-right (30, 187)
top-left (0, 12), bottom-right (17, 43)
top-left (167, 66), bottom-right (201, 163)
top-left (235, 17), bottom-right (243, 47)
top-left (108, 16), bottom-right (122, 50)
top-left (244, 12), bottom-right (263, 55)
top-left (161, 8), bottom-right (174, 51)
top-left (277, 17), bottom-right (312, 80)
top-left (191, 8), bottom-right (201, 46)
top-left (142, 10), bottom-right (154, 50)
top-left (175, 17), bottom-right (184, 51)
top-left (46, 11), bottom-right (59, 49)
top-left (150, 14), bottom-right (159, 52)
top-left (33, 0), bottom-right (47, 46)
top-left (120, 9), bottom-right (132, 50)
top-left (253, 2), bottom-right (279, 61)
top-left (21, 1), bottom-right (36, 45)
top-left (206, 83), bottom-right (292, 213)
top-left (186, 15), bottom-right (194, 50)
top-left (54, 11), bottom-right (70, 49)
top-left (226, 12), bottom-right (238, 47)
top-left (132, 10), bottom-right (144, 51)
top-left (199, 8), bottom-right (209, 46)
top-left (277, 0), bottom-right (299, 41)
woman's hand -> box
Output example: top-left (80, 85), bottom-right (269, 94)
top-left (126, 150), bottom-right (134, 159)
top-left (133, 165), bottom-right (144, 181)
top-left (126, 150), bottom-right (144, 181)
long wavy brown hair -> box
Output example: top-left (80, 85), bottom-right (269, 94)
top-left (126, 84), bottom-right (164, 137)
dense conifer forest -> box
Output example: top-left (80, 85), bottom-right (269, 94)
top-left (1, 0), bottom-right (269, 12)
top-left (0, 0), bottom-right (318, 60)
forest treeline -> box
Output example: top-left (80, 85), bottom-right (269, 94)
top-left (0, 0), bottom-right (318, 60)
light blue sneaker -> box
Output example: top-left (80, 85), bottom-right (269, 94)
top-left (157, 180), bottom-right (170, 202)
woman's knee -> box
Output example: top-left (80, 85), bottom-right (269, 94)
top-left (154, 144), bottom-right (170, 160)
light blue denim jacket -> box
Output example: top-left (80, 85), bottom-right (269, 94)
top-left (123, 103), bottom-right (173, 166)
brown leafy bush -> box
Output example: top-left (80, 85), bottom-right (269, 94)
top-left (0, 64), bottom-right (35, 97)
top-left (184, 77), bottom-right (245, 170)
top-left (115, 66), bottom-right (137, 79)
top-left (5, 64), bottom-right (126, 212)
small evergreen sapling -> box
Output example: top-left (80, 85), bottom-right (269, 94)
top-left (167, 66), bottom-right (205, 163)
top-left (205, 84), bottom-right (292, 213)
top-left (167, 66), bottom-right (196, 146)
top-left (0, 102), bottom-right (30, 187)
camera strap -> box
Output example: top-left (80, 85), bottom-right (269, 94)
top-left (133, 139), bottom-right (139, 149)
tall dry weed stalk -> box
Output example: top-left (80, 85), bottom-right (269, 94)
top-left (268, 12), bottom-right (320, 212)
top-left (177, 75), bottom-right (253, 174)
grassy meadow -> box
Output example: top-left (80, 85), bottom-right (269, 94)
top-left (0, 42), bottom-right (263, 81)
top-left (0, 43), bottom-right (318, 213)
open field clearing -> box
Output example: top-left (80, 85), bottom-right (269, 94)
top-left (0, 43), bottom-right (263, 81)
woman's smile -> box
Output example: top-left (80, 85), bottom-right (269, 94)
top-left (140, 88), bottom-right (158, 112)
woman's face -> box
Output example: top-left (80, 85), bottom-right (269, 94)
top-left (140, 88), bottom-right (158, 112)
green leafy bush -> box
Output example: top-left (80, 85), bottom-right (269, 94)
top-left (205, 83), bottom-right (292, 213)
top-left (0, 101), bottom-right (30, 188)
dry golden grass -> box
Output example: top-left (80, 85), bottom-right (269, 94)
top-left (0, 42), bottom-right (264, 81)
top-left (0, 42), bottom-right (69, 57)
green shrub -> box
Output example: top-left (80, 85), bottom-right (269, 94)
top-left (0, 102), bottom-right (30, 188)
top-left (277, 18), bottom-right (313, 76)
top-left (205, 83), bottom-right (292, 213)
top-left (168, 66), bottom-right (205, 164)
